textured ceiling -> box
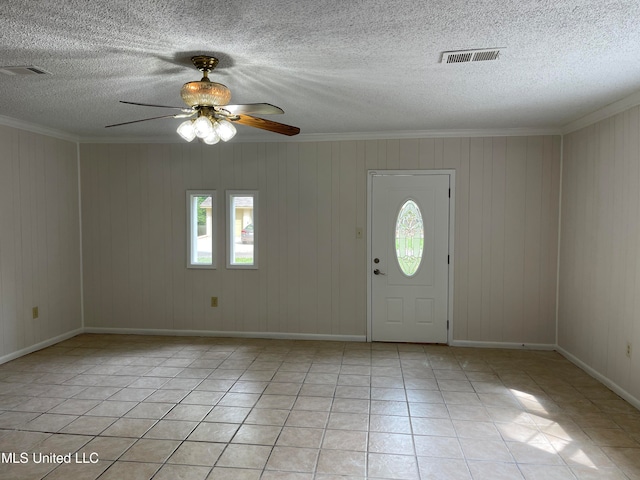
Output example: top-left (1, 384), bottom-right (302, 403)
top-left (2, 0), bottom-right (640, 142)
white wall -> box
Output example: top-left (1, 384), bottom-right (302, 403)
top-left (80, 135), bottom-right (560, 343)
top-left (559, 106), bottom-right (640, 402)
top-left (0, 125), bottom-right (82, 360)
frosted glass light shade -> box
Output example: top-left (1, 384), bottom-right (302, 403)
top-left (203, 130), bottom-right (220, 145)
top-left (214, 118), bottom-right (237, 142)
top-left (177, 120), bottom-right (196, 142)
top-left (180, 81), bottom-right (231, 107)
top-left (194, 116), bottom-right (214, 138)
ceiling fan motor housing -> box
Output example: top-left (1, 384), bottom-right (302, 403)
top-left (180, 55), bottom-right (231, 107)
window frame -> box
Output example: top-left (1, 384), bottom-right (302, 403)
top-left (226, 190), bottom-right (258, 269)
top-left (186, 190), bottom-right (216, 269)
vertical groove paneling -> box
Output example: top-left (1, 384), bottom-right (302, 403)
top-left (219, 143), bottom-right (236, 331)
top-left (399, 139), bottom-right (419, 170)
top-left (419, 139), bottom-right (436, 169)
top-left (170, 145), bottom-right (187, 330)
top-left (316, 142), bottom-right (333, 334)
top-left (0, 127), bottom-right (15, 353)
top-left (184, 144), bottom-right (202, 331)
top-left (540, 136), bottom-right (560, 343)
top-left (560, 105), bottom-right (640, 401)
top-left (299, 143), bottom-right (318, 334)
top-left (265, 143), bottom-right (280, 332)
top-left (503, 137), bottom-right (527, 341)
top-left (277, 143), bottom-right (288, 333)
top-left (80, 135), bottom-right (560, 343)
top-left (467, 138), bottom-right (484, 340)
top-left (355, 141), bottom-right (367, 334)
top-left (339, 141), bottom-right (358, 334)
top-left (286, 143), bottom-right (300, 333)
top-left (111, 145), bottom-right (130, 330)
top-left (12, 131), bottom-right (26, 347)
top-left (330, 143), bottom-right (341, 334)
top-left (241, 143), bottom-right (260, 333)
top-left (34, 135), bottom-right (47, 343)
top-left (481, 138), bottom-right (494, 341)
top-left (443, 138), bottom-right (470, 340)
top-left (524, 137), bottom-right (543, 343)
top-left (138, 145), bottom-right (152, 330)
top-left (0, 126), bottom-right (81, 359)
top-left (490, 137), bottom-right (507, 341)
top-left (257, 143), bottom-right (268, 333)
top-left (146, 145), bottom-right (167, 329)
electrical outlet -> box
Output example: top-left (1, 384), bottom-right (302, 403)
top-left (32, 307), bottom-right (39, 319)
top-left (211, 297), bottom-right (218, 308)
top-left (627, 342), bottom-right (632, 358)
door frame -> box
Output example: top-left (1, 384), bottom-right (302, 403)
top-left (366, 169), bottom-right (456, 343)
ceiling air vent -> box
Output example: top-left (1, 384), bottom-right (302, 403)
top-left (441, 49), bottom-right (502, 64)
top-left (0, 65), bottom-right (51, 76)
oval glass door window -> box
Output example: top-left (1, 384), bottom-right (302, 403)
top-left (395, 199), bottom-right (424, 276)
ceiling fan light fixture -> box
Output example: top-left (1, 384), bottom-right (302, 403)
top-left (203, 130), bottom-right (221, 145)
top-left (214, 118), bottom-right (237, 142)
top-left (177, 120), bottom-right (196, 142)
top-left (180, 81), bottom-right (231, 107)
top-left (108, 55), bottom-right (299, 140)
top-left (194, 115), bottom-right (214, 138)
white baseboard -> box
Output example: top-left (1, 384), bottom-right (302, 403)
top-left (0, 328), bottom-right (84, 366)
top-left (83, 327), bottom-right (367, 343)
top-left (450, 340), bottom-right (557, 351)
top-left (556, 346), bottom-right (640, 411)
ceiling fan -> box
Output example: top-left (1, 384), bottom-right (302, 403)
top-left (106, 55), bottom-right (300, 143)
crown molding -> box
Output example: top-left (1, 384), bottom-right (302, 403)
top-left (0, 114), bottom-right (576, 144)
top-left (290, 128), bottom-right (562, 142)
top-left (562, 89), bottom-right (640, 134)
top-left (79, 136), bottom-right (183, 144)
top-left (0, 115), bottom-right (79, 143)
top-left (80, 127), bottom-right (561, 145)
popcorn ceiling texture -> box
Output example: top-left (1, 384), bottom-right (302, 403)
top-left (2, 0), bottom-right (640, 140)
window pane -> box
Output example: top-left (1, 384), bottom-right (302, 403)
top-left (187, 190), bottom-right (215, 268)
top-left (229, 194), bottom-right (255, 266)
top-left (395, 199), bottom-right (424, 276)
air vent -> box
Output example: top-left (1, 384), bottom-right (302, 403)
top-left (0, 65), bottom-right (51, 76)
top-left (441, 49), bottom-right (502, 64)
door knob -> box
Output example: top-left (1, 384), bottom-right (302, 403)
top-left (374, 269), bottom-right (386, 275)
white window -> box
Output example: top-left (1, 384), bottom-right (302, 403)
top-left (226, 191), bottom-right (257, 268)
top-left (186, 190), bottom-right (216, 268)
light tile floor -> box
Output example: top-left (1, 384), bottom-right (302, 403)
top-left (0, 334), bottom-right (639, 479)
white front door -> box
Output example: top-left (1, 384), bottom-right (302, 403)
top-left (370, 172), bottom-right (452, 343)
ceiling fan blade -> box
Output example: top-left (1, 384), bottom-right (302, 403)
top-left (221, 103), bottom-right (284, 115)
top-left (105, 113), bottom-right (193, 128)
top-left (232, 114), bottom-right (300, 136)
top-left (119, 100), bottom-right (193, 112)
